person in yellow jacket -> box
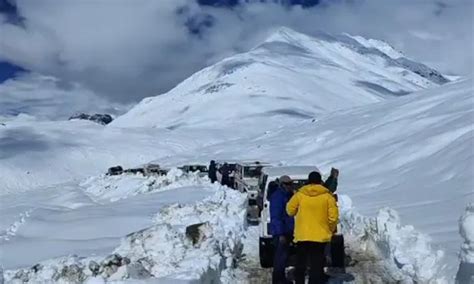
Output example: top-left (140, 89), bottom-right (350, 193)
top-left (286, 171), bottom-right (339, 284)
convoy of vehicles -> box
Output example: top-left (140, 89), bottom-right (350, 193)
top-left (107, 161), bottom-right (342, 271)
top-left (107, 163), bottom-right (168, 176)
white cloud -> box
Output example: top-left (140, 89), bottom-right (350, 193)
top-left (0, 73), bottom-right (130, 120)
top-left (0, 0), bottom-right (472, 105)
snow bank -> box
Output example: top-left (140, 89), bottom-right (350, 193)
top-left (459, 203), bottom-right (474, 264)
top-left (116, 187), bottom-right (247, 281)
top-left (81, 168), bottom-right (208, 202)
top-left (339, 195), bottom-right (448, 283)
top-left (3, 185), bottom-right (248, 283)
top-left (455, 203), bottom-right (474, 283)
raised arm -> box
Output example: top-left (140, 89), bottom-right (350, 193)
top-left (324, 168), bottom-right (339, 193)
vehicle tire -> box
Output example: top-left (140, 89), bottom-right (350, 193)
top-left (259, 237), bottom-right (274, 268)
top-left (330, 234), bottom-right (345, 268)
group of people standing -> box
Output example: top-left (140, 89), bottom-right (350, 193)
top-left (269, 168), bottom-right (340, 284)
top-left (208, 160), bottom-right (233, 187)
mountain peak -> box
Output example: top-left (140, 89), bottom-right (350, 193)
top-left (113, 29), bottom-right (448, 129)
top-left (262, 26), bottom-right (313, 46)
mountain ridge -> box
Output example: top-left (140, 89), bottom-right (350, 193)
top-left (113, 27), bottom-right (448, 129)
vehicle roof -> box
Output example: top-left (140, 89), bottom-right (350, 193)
top-left (262, 166), bottom-right (320, 179)
top-left (215, 160), bottom-right (241, 164)
top-left (239, 161), bottom-right (272, 166)
top-left (216, 159), bottom-right (269, 164)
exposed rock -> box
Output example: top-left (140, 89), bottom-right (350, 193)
top-left (31, 264), bottom-right (42, 273)
top-left (90, 114), bottom-right (113, 125)
top-left (103, 253), bottom-right (122, 266)
top-left (88, 260), bottom-right (100, 276)
top-left (13, 269), bottom-right (29, 282)
top-left (102, 265), bottom-right (118, 277)
top-left (107, 166), bottom-right (123, 176)
top-left (185, 222), bottom-right (210, 246)
top-left (54, 264), bottom-right (86, 283)
top-left (69, 113), bottom-right (113, 125)
top-left (121, 257), bottom-right (131, 266)
top-left (126, 262), bottom-right (152, 279)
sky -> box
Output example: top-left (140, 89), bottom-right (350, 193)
top-left (0, 0), bottom-right (473, 118)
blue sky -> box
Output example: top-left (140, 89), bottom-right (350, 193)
top-left (0, 0), bottom-right (23, 82)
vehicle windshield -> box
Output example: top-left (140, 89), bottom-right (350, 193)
top-left (244, 166), bottom-right (263, 178)
top-left (291, 180), bottom-right (308, 191)
top-left (265, 179), bottom-right (307, 193)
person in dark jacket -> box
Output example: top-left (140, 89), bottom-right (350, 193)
top-left (208, 160), bottom-right (217, 183)
top-left (219, 163), bottom-right (231, 187)
top-left (323, 168), bottom-right (339, 193)
top-left (269, 175), bottom-right (295, 284)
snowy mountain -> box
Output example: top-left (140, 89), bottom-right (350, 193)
top-left (159, 78), bottom-right (473, 276)
top-left (113, 27), bottom-right (447, 129)
top-left (0, 28), bottom-right (471, 283)
top-left (1, 79), bottom-right (472, 282)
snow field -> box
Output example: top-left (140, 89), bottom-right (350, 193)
top-left (3, 176), bottom-right (248, 283)
top-left (82, 168), bottom-right (210, 202)
top-left (0, 28), bottom-right (471, 283)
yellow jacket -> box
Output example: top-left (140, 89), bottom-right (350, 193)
top-left (286, 184), bottom-right (339, 243)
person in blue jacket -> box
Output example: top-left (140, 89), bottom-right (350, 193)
top-left (269, 175), bottom-right (295, 284)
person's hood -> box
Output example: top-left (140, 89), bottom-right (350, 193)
top-left (299, 184), bottom-right (330, 197)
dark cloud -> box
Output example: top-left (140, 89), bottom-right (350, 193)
top-left (0, 0), bottom-right (472, 105)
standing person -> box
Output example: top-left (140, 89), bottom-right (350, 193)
top-left (270, 175), bottom-right (295, 284)
top-left (219, 163), bottom-right (230, 187)
top-left (286, 171), bottom-right (339, 284)
top-left (324, 168), bottom-right (339, 193)
top-left (208, 160), bottom-right (217, 183)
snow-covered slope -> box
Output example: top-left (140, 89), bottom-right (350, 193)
top-left (113, 27), bottom-right (447, 129)
top-left (1, 80), bottom-right (471, 282)
top-left (0, 119), bottom-right (239, 195)
top-left (157, 78), bottom-right (473, 277)
top-left (0, 28), bottom-right (469, 282)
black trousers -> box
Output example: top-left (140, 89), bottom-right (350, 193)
top-left (295, 241), bottom-right (327, 284)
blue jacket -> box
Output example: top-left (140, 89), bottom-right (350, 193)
top-left (269, 188), bottom-right (294, 236)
